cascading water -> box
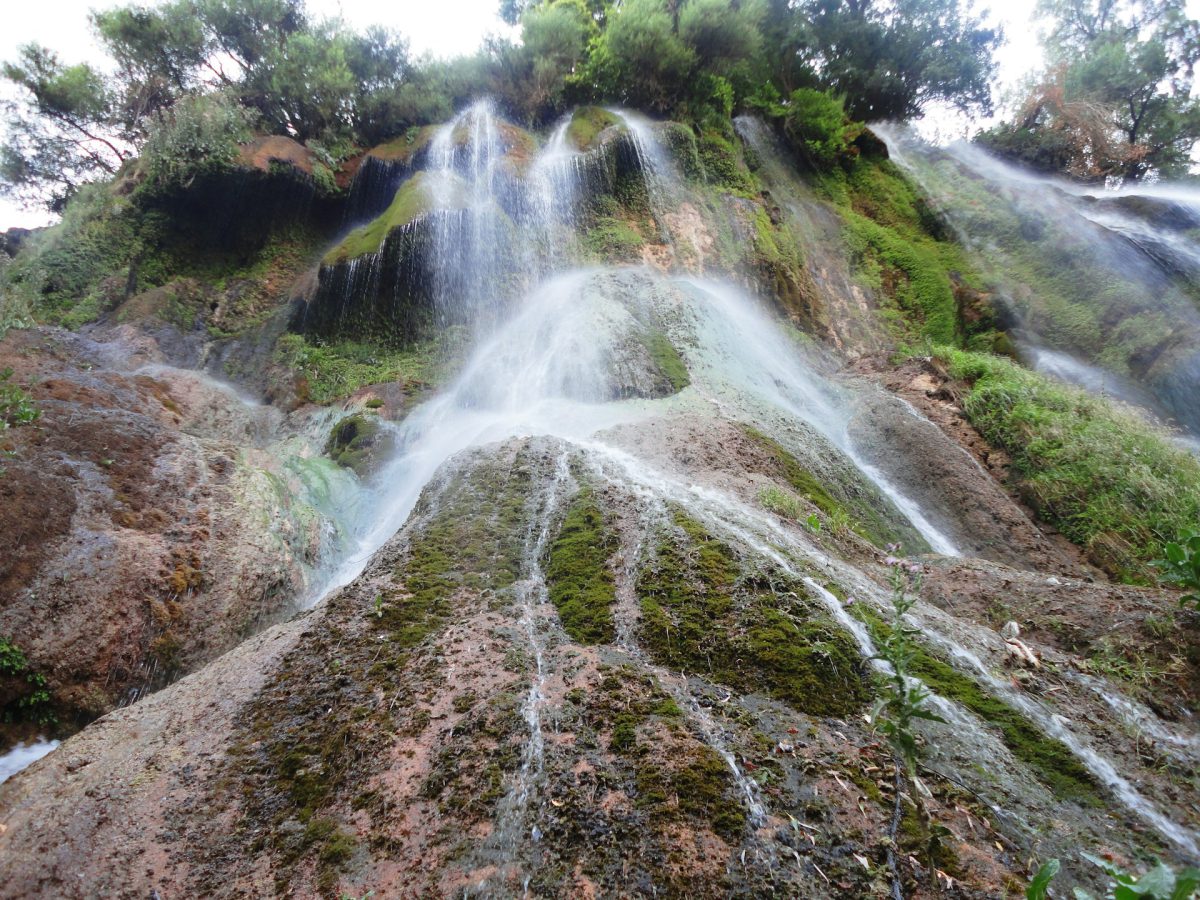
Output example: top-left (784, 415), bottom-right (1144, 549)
top-left (20, 100), bottom-right (1184, 886)
top-left (0, 739), bottom-right (59, 785)
top-left (607, 108), bottom-right (680, 244)
top-left (876, 125), bottom-right (1200, 436)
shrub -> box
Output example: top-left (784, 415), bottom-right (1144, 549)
top-left (140, 92), bottom-right (256, 190)
top-left (1157, 529), bottom-right (1200, 610)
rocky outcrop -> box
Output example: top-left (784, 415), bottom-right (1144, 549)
top-left (0, 327), bottom-right (351, 741)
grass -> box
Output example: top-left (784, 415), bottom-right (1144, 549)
top-left (940, 347), bottom-right (1200, 581)
top-left (813, 158), bottom-right (978, 347)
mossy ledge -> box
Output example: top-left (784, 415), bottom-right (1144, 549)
top-left (544, 485), bottom-right (619, 643)
top-left (323, 171), bottom-right (466, 265)
top-left (740, 424), bottom-right (909, 549)
top-left (636, 506), bottom-right (871, 717)
top-left (567, 106), bottom-right (623, 152)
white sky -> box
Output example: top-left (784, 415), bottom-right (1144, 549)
top-left (0, 0), bottom-right (1181, 229)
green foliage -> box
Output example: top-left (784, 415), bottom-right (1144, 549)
top-left (1078, 854), bottom-right (1200, 900)
top-left (1027, 858), bottom-right (1061, 900)
top-left (0, 635), bottom-right (54, 725)
top-left (812, 158), bottom-right (973, 345)
top-left (275, 333), bottom-right (442, 405)
top-left (870, 553), bottom-right (946, 773)
top-left (579, 0), bottom-right (698, 112)
top-left (545, 486), bottom-right (618, 643)
top-left (800, 0), bottom-right (1000, 120)
top-left (581, 216), bottom-right (645, 261)
top-left (782, 89), bottom-right (851, 171)
top-left (1033, 855), bottom-right (1200, 900)
top-left (985, 0), bottom-right (1200, 181)
top-left (0, 368), bottom-right (39, 428)
top-left (1156, 530), bottom-right (1200, 610)
top-left (1, 43), bottom-right (125, 209)
top-left (942, 347), bottom-right (1200, 581)
top-left (140, 91), bottom-right (255, 189)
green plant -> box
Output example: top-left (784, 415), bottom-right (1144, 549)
top-left (0, 635), bottom-right (54, 725)
top-left (0, 368), bottom-right (39, 428)
top-left (1030, 855), bottom-right (1200, 900)
top-left (871, 549), bottom-right (946, 772)
top-left (1078, 854), bottom-right (1200, 900)
top-left (870, 547), bottom-right (948, 897)
top-left (1156, 529), bottom-right (1200, 610)
top-left (1027, 858), bottom-right (1060, 900)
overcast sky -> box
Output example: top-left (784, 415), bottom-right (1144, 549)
top-left (0, 0), bottom-right (1141, 229)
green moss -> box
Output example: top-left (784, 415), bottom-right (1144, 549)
top-left (642, 330), bottom-right (690, 393)
top-left (637, 507), bottom-right (871, 717)
top-left (852, 605), bottom-right (1100, 805)
top-left (367, 125), bottom-right (438, 164)
top-left (325, 413), bottom-right (389, 476)
top-left (276, 332), bottom-right (444, 404)
top-left (567, 106), bottom-right (622, 152)
top-left (324, 171), bottom-right (464, 265)
top-left (661, 122), bottom-right (704, 180)
top-left (545, 486), bottom-right (618, 644)
top-left (740, 424), bottom-right (903, 548)
top-left (941, 347), bottom-right (1200, 581)
top-left (379, 453), bottom-right (534, 645)
top-left (634, 745), bottom-right (748, 840)
top-left (812, 157), bottom-right (978, 346)
top-left (697, 131), bottom-right (756, 194)
top-left (582, 216), bottom-right (645, 261)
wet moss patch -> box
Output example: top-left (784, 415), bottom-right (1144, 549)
top-left (637, 507), bottom-right (871, 717)
top-left (215, 447), bottom-right (544, 895)
top-left (567, 107), bottom-right (623, 152)
top-left (642, 330), bottom-right (690, 394)
top-left (545, 486), bottom-right (618, 644)
top-left (740, 424), bottom-right (901, 548)
top-left (325, 413), bottom-right (391, 477)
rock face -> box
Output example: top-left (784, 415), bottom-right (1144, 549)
top-left (3, 101), bottom-right (1200, 900)
top-left (0, 327), bottom-right (352, 739)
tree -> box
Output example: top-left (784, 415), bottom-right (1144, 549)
top-left (983, 0), bottom-right (1200, 181)
top-left (798, 0), bottom-right (1001, 121)
top-left (0, 45), bottom-right (127, 209)
top-left (578, 0), bottom-right (697, 112)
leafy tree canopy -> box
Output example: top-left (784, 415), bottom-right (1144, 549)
top-left (981, 0), bottom-right (1200, 181)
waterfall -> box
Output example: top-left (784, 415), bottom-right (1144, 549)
top-left (607, 108), bottom-right (680, 244)
top-left (288, 102), bottom-right (1199, 877)
top-left (875, 124), bottom-right (1200, 436)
